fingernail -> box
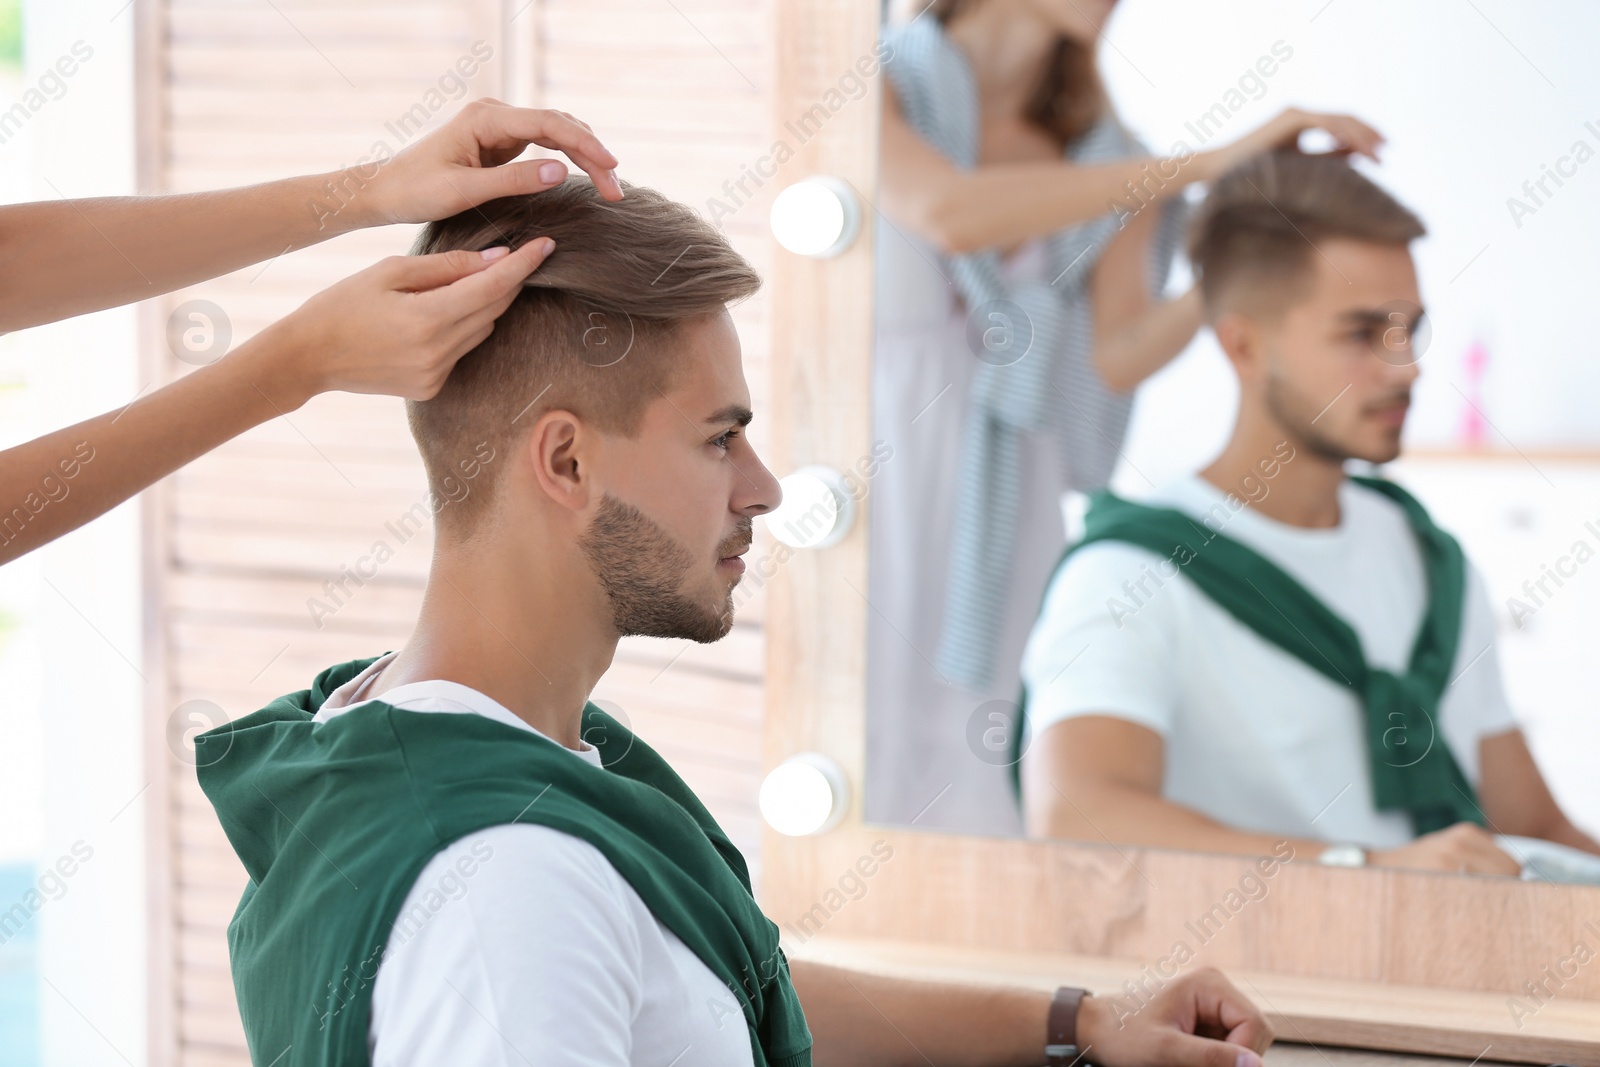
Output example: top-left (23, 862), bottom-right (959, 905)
top-left (479, 246), bottom-right (510, 261)
top-left (539, 161), bottom-right (566, 183)
top-left (1237, 1051), bottom-right (1262, 1067)
top-left (539, 238), bottom-right (555, 255)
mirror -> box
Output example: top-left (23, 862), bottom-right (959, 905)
top-left (860, 0), bottom-right (1600, 897)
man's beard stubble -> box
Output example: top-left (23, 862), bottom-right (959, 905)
top-left (1264, 362), bottom-right (1408, 466)
top-left (578, 493), bottom-right (749, 644)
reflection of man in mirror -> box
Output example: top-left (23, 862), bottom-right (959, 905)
top-left (865, 0), bottom-right (1382, 835)
top-left (1017, 149), bottom-right (1600, 875)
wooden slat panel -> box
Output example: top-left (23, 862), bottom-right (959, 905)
top-left (165, 557), bottom-right (769, 630)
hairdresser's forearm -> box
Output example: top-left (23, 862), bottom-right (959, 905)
top-left (0, 170), bottom-right (372, 333)
top-left (1096, 287), bottom-right (1204, 392)
top-left (0, 325), bottom-right (314, 564)
top-left (790, 957), bottom-right (1051, 1067)
top-left (917, 155), bottom-right (1203, 257)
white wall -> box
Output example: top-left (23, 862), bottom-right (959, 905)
top-left (19, 1), bottom-right (146, 1064)
top-left (1101, 0), bottom-right (1600, 489)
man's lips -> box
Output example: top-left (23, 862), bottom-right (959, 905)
top-left (1369, 401), bottom-right (1410, 426)
top-left (718, 542), bottom-right (752, 568)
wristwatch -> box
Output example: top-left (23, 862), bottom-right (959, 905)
top-left (1317, 842), bottom-right (1368, 868)
top-left (1045, 985), bottom-right (1091, 1066)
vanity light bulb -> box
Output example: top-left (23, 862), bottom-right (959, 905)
top-left (769, 177), bottom-right (860, 258)
top-left (759, 754), bottom-right (848, 837)
top-left (762, 466), bottom-right (856, 550)
top-left (758, 467), bottom-right (851, 550)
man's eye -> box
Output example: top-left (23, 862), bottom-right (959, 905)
top-left (713, 428), bottom-right (742, 450)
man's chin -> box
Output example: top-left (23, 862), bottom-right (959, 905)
top-left (689, 588), bottom-right (739, 644)
top-left (1363, 427), bottom-right (1406, 466)
top-left (681, 608), bottom-right (736, 645)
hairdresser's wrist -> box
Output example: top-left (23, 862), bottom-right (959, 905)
top-left (296, 165), bottom-right (390, 238)
top-left (1186, 148), bottom-right (1228, 186)
top-left (227, 317), bottom-right (324, 414)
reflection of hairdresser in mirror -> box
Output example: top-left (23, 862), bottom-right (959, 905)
top-left (0, 102), bottom-right (620, 567)
top-left (866, 0), bottom-right (1382, 832)
top-left (1017, 150), bottom-right (1600, 875)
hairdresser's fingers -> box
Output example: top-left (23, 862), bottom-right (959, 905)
top-left (448, 274), bottom-right (526, 329)
top-left (438, 314), bottom-right (501, 365)
top-left (379, 247), bottom-right (512, 293)
top-left (1316, 115), bottom-right (1383, 159)
top-left (462, 102), bottom-right (622, 200)
top-left (401, 296), bottom-right (512, 400)
top-left (436, 285), bottom-right (523, 354)
top-left (428, 318), bottom-right (497, 376)
top-left (1301, 111), bottom-right (1385, 160)
top-left (449, 155), bottom-right (574, 205)
top-left (420, 238), bottom-right (553, 320)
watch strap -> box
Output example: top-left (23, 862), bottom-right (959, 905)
top-left (1045, 985), bottom-right (1091, 1066)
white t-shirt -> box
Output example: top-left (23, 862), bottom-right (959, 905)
top-left (1019, 475), bottom-right (1519, 850)
top-left (314, 654), bottom-right (756, 1067)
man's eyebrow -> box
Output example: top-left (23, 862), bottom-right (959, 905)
top-left (1338, 306), bottom-right (1427, 326)
top-left (702, 404), bottom-right (754, 427)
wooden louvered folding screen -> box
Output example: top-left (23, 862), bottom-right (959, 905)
top-left (139, 2), bottom-right (776, 1062)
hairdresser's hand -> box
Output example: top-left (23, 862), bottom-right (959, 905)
top-left (1077, 966), bottom-right (1274, 1067)
top-left (363, 99), bottom-right (622, 227)
top-left (1370, 822), bottom-right (1521, 876)
top-left (251, 239), bottom-right (554, 407)
top-left (1195, 108), bottom-right (1385, 182)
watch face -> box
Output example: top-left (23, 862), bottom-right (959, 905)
top-left (1319, 844), bottom-right (1366, 867)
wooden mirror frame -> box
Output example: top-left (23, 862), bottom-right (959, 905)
top-left (758, 2), bottom-right (1600, 1062)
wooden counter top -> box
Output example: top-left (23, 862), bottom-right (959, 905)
top-left (786, 935), bottom-right (1600, 1066)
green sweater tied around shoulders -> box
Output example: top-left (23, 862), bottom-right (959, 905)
top-left (197, 656), bottom-right (813, 1067)
top-left (1008, 476), bottom-right (1485, 837)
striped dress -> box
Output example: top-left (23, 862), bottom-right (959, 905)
top-left (864, 17), bottom-right (1187, 833)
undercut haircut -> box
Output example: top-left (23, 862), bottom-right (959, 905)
top-left (408, 177), bottom-right (762, 531)
top-left (1187, 148), bottom-right (1426, 322)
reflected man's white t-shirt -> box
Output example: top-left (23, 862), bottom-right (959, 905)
top-left (314, 653), bottom-right (756, 1067)
top-left (1019, 476), bottom-right (1519, 849)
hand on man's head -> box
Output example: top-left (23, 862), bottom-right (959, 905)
top-left (367, 98), bottom-right (624, 226)
top-left (258, 238), bottom-right (556, 406)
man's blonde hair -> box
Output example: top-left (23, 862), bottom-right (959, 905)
top-left (408, 177), bottom-right (762, 530)
top-left (1187, 148), bottom-right (1426, 322)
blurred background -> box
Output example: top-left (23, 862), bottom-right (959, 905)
top-left (0, 1), bottom-right (1597, 1065)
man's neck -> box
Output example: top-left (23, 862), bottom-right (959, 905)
top-left (368, 549), bottom-right (617, 751)
top-left (1199, 419), bottom-right (1349, 529)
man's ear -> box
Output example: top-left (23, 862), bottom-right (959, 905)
top-left (529, 408), bottom-right (596, 513)
top-left (1212, 309), bottom-right (1266, 382)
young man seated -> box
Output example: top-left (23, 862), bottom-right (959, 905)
top-left (198, 178), bottom-right (1275, 1067)
top-left (1017, 149), bottom-right (1599, 876)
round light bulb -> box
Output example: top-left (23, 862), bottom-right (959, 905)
top-left (762, 466), bottom-right (855, 549)
top-left (759, 753), bottom-right (849, 836)
top-left (769, 177), bottom-right (860, 258)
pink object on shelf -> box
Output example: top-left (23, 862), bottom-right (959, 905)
top-left (1457, 338), bottom-right (1490, 447)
